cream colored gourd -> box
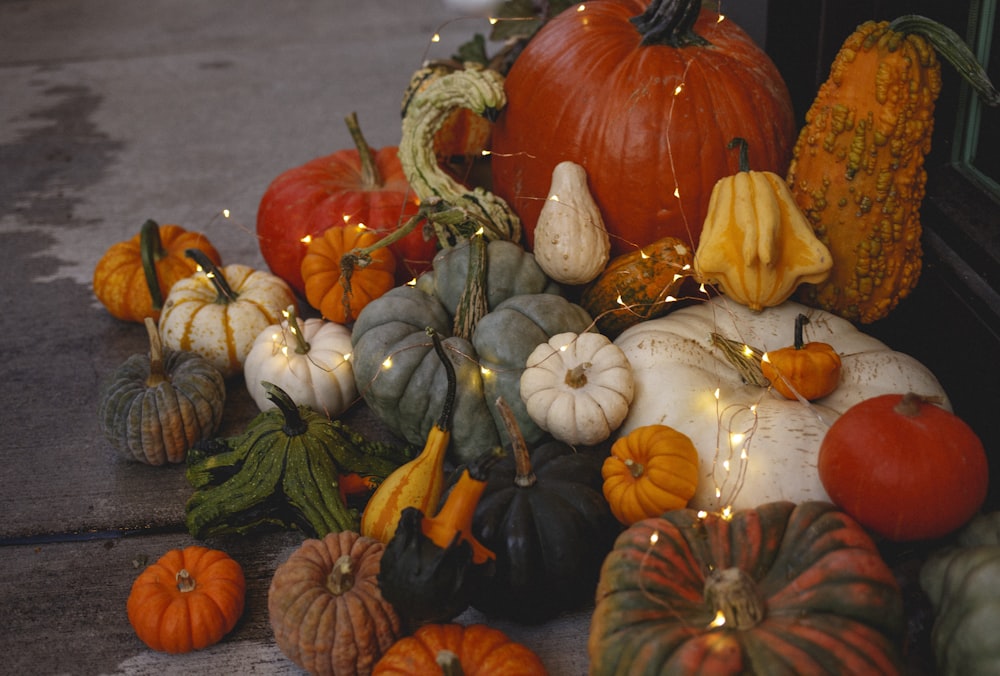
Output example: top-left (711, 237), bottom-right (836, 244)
top-left (532, 161), bottom-right (611, 285)
top-left (694, 139), bottom-right (832, 311)
top-left (243, 306), bottom-right (356, 416)
top-left (614, 295), bottom-right (949, 512)
top-left (520, 331), bottom-right (633, 446)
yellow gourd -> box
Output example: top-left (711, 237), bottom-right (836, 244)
top-left (694, 138), bottom-right (832, 311)
top-left (360, 329), bottom-right (456, 543)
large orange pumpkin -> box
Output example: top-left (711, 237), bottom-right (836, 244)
top-left (491, 0), bottom-right (796, 257)
top-left (256, 113), bottom-right (434, 294)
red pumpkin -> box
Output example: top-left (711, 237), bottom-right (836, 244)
top-left (818, 392), bottom-right (989, 542)
top-left (491, 0), bottom-right (795, 257)
top-left (256, 112), bottom-right (435, 295)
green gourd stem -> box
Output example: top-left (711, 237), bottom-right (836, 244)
top-left (704, 568), bottom-right (764, 630)
top-left (262, 381), bottom-right (309, 436)
top-left (344, 111), bottom-right (384, 188)
top-left (429, 327), bottom-right (457, 433)
top-left (729, 137), bottom-right (750, 173)
top-left (631, 0), bottom-right (710, 48)
top-left (452, 233), bottom-right (488, 341)
top-left (283, 304), bottom-right (311, 355)
top-left (139, 219), bottom-right (166, 311)
top-left (793, 313), bottom-right (810, 350)
top-left (143, 317), bottom-right (167, 387)
top-left (185, 248), bottom-right (239, 304)
top-left (436, 650), bottom-right (464, 676)
top-left (398, 67), bottom-right (521, 243)
top-left (495, 396), bottom-right (536, 488)
top-left (889, 15), bottom-right (1000, 106)
top-left (340, 207), bottom-right (427, 286)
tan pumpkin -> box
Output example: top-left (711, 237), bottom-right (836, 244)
top-left (268, 531), bottom-right (401, 676)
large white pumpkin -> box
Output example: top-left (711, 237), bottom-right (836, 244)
top-left (614, 295), bottom-right (949, 513)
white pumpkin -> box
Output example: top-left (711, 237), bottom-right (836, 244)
top-left (531, 161), bottom-right (610, 285)
top-left (520, 331), bottom-right (633, 446)
top-left (244, 306), bottom-right (357, 416)
top-left (614, 295), bottom-right (949, 512)
top-left (159, 256), bottom-right (296, 378)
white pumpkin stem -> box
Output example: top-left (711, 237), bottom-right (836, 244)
top-left (704, 567), bottom-right (764, 630)
top-left (283, 305), bottom-right (311, 355)
top-left (565, 362), bottom-right (591, 388)
top-left (143, 317), bottom-right (167, 387)
top-left (326, 554), bottom-right (355, 595)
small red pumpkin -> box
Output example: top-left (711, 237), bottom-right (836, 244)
top-left (818, 392), bottom-right (989, 542)
top-left (491, 0), bottom-right (795, 257)
top-left (256, 112), bottom-right (434, 294)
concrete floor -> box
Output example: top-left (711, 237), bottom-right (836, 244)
top-left (0, 1), bottom-right (592, 673)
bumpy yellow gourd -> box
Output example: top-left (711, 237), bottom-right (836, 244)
top-left (694, 138), bottom-right (832, 311)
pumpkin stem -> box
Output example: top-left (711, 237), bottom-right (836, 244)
top-left (792, 313), bottom-right (809, 350)
top-left (262, 381), bottom-right (309, 436)
top-left (175, 568), bottom-right (196, 593)
top-left (565, 362), bottom-right (591, 389)
top-left (894, 391), bottom-right (946, 417)
top-left (185, 248), bottom-right (239, 304)
top-left (711, 333), bottom-right (768, 387)
top-left (704, 567), bottom-right (764, 630)
top-left (624, 457), bottom-right (645, 479)
top-left (888, 16), bottom-right (1000, 106)
top-left (139, 219), bottom-right (167, 311)
top-left (345, 111), bottom-right (384, 188)
top-left (429, 328), bottom-right (457, 433)
top-left (326, 554), bottom-right (356, 595)
top-left (143, 317), bottom-right (168, 387)
top-left (630, 0), bottom-right (710, 48)
top-left (495, 396), bottom-right (537, 488)
top-left (282, 304), bottom-right (311, 355)
top-left (341, 208), bottom-right (427, 282)
top-left (452, 233), bottom-right (488, 342)
top-left (728, 137), bottom-right (750, 173)
top-left (436, 650), bottom-right (465, 676)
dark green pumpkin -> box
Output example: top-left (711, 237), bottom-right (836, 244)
top-left (589, 501), bottom-right (905, 674)
top-left (185, 382), bottom-right (411, 538)
top-left (351, 237), bottom-right (593, 464)
top-left (98, 317), bottom-right (226, 465)
top-left (458, 435), bottom-right (620, 624)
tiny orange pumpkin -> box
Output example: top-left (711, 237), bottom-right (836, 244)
top-left (127, 545), bottom-right (245, 654)
top-left (761, 313), bottom-right (842, 401)
top-left (302, 224), bottom-right (398, 324)
top-left (602, 424), bottom-right (700, 525)
top-left (93, 219), bottom-right (221, 323)
top-left (372, 623), bottom-right (547, 675)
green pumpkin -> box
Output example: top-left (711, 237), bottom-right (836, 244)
top-left (98, 318), bottom-right (226, 465)
top-left (920, 512), bottom-right (1000, 676)
top-left (185, 382), bottom-right (412, 538)
top-left (351, 238), bottom-right (592, 464)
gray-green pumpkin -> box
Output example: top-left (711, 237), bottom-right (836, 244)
top-left (98, 317), bottom-right (226, 465)
top-left (351, 237), bottom-right (593, 464)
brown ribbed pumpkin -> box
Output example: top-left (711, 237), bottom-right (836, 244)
top-left (491, 0), bottom-right (796, 258)
top-left (268, 531), bottom-right (401, 676)
top-left (589, 501), bottom-right (905, 674)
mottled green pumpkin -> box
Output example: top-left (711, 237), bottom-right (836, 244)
top-left (589, 501), bottom-right (905, 674)
top-left (98, 318), bottom-right (225, 465)
top-left (351, 237), bottom-right (593, 464)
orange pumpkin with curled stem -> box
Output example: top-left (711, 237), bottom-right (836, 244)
top-left (127, 546), bottom-right (245, 653)
top-left (761, 313), bottom-right (842, 401)
top-left (93, 219), bottom-right (221, 323)
top-left (301, 223), bottom-right (397, 324)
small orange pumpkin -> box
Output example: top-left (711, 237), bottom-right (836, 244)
top-left (301, 224), bottom-right (398, 324)
top-left (761, 313), bottom-right (842, 401)
top-left (372, 623), bottom-right (547, 675)
top-left (602, 424), bottom-right (700, 525)
top-left (127, 545), bottom-right (245, 653)
top-left (93, 219), bottom-right (221, 323)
